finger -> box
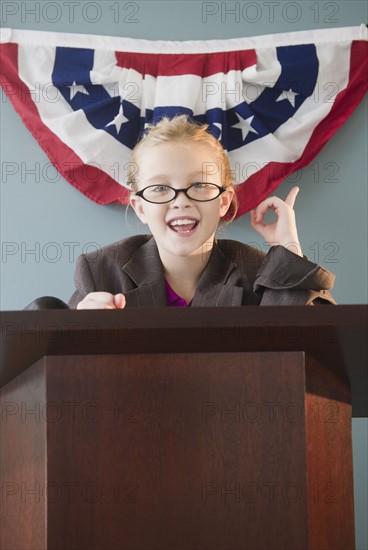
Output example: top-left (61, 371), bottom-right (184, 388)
top-left (284, 186), bottom-right (299, 208)
top-left (89, 292), bottom-right (117, 307)
top-left (114, 293), bottom-right (126, 309)
top-left (250, 209), bottom-right (259, 226)
top-left (77, 292), bottom-right (116, 310)
top-left (250, 209), bottom-right (266, 229)
top-left (77, 301), bottom-right (115, 310)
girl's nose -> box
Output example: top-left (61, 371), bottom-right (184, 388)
top-left (170, 189), bottom-right (193, 207)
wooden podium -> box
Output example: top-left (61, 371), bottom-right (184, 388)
top-left (1, 305), bottom-right (366, 550)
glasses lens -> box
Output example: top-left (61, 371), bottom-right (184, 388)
top-left (142, 185), bottom-right (176, 203)
top-left (187, 183), bottom-right (221, 201)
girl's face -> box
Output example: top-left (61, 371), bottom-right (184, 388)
top-left (129, 141), bottom-right (234, 259)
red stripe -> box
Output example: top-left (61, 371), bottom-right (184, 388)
top-left (232, 40), bottom-right (368, 218)
top-left (0, 42), bottom-right (130, 205)
top-left (114, 49), bottom-right (257, 77)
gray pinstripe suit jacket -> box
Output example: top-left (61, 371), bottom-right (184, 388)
top-left (68, 235), bottom-right (336, 308)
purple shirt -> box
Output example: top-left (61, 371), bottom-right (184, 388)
top-left (164, 277), bottom-right (193, 307)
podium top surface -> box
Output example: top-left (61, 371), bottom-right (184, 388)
top-left (1, 305), bottom-right (367, 416)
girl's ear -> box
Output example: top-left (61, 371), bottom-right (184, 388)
top-left (219, 187), bottom-right (235, 218)
top-left (129, 194), bottom-right (148, 224)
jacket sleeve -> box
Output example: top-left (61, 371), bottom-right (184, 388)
top-left (253, 245), bottom-right (336, 305)
top-left (68, 254), bottom-right (97, 309)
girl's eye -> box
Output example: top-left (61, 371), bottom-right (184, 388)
top-left (192, 182), bottom-right (206, 189)
top-left (153, 185), bottom-right (170, 193)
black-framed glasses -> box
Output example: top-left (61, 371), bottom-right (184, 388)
top-left (134, 183), bottom-right (227, 204)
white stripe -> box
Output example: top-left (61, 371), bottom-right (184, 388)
top-left (1, 25), bottom-right (367, 52)
top-left (92, 46), bottom-right (279, 112)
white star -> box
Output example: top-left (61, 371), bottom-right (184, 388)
top-left (212, 122), bottom-right (222, 140)
top-left (232, 113), bottom-right (258, 141)
top-left (276, 88), bottom-right (299, 108)
top-left (105, 103), bottom-right (129, 134)
top-left (69, 81), bottom-right (89, 100)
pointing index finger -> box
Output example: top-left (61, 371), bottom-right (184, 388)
top-left (285, 186), bottom-right (300, 208)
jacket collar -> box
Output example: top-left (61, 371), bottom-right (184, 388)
top-left (121, 236), bottom-right (243, 307)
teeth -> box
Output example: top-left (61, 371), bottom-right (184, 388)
top-left (169, 219), bottom-right (197, 226)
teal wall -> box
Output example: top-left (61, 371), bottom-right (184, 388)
top-left (1, 2), bottom-right (367, 547)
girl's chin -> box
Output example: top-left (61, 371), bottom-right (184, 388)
top-left (166, 239), bottom-right (215, 258)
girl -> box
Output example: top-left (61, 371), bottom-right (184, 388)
top-left (69, 115), bottom-right (335, 309)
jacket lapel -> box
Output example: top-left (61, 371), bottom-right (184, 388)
top-left (121, 236), bottom-right (244, 308)
top-left (122, 237), bottom-right (167, 307)
top-left (191, 240), bottom-right (244, 307)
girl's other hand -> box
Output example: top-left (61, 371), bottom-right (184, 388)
top-left (77, 292), bottom-right (126, 310)
top-left (250, 186), bottom-right (303, 257)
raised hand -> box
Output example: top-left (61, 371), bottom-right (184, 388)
top-left (77, 292), bottom-right (126, 310)
top-left (250, 186), bottom-right (303, 257)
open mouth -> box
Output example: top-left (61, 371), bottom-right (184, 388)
top-left (167, 219), bottom-right (199, 235)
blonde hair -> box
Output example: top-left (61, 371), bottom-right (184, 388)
top-left (127, 114), bottom-right (238, 223)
